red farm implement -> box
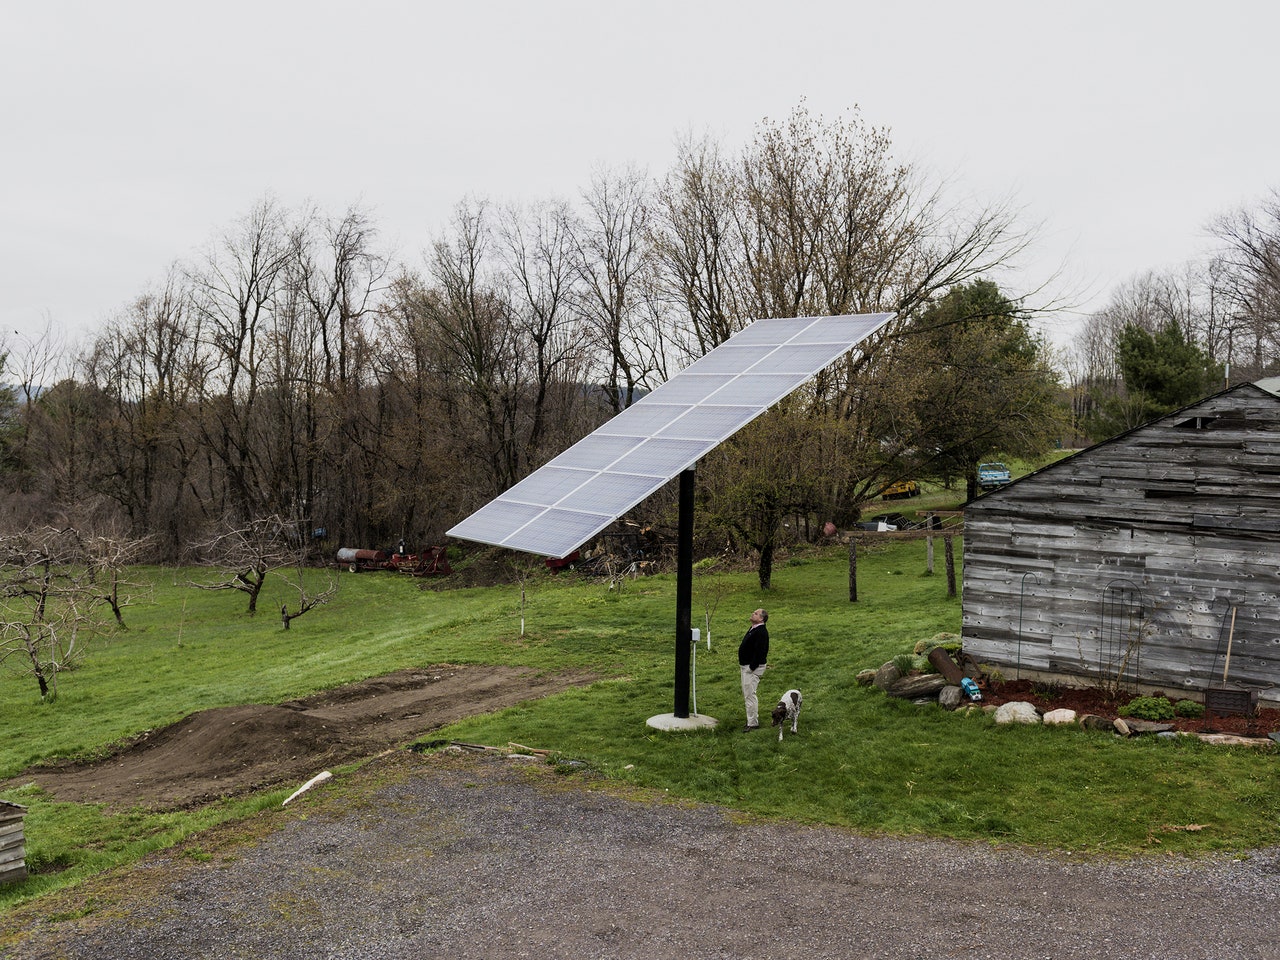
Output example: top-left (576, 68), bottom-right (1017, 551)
top-left (336, 546), bottom-right (451, 576)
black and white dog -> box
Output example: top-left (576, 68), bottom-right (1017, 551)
top-left (771, 689), bottom-right (803, 741)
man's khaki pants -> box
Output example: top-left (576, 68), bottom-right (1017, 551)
top-left (740, 664), bottom-right (766, 726)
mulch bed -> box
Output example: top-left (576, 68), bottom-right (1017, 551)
top-left (980, 678), bottom-right (1280, 737)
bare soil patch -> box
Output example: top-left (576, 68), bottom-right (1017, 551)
top-left (9, 665), bottom-right (595, 810)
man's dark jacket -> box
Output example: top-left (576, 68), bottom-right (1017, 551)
top-left (738, 624), bottom-right (769, 671)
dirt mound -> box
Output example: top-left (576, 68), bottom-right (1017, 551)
top-left (13, 665), bottom-right (595, 810)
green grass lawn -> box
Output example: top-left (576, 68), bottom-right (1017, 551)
top-left (4, 539), bottom-right (1280, 911)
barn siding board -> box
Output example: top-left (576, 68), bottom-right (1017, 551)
top-left (0, 801), bottom-right (26, 885)
top-left (962, 383), bottom-right (1280, 706)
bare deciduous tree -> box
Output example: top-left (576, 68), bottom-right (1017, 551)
top-left (189, 514), bottom-right (337, 625)
top-left (83, 533), bottom-right (154, 626)
top-left (189, 198), bottom-right (293, 520)
top-left (189, 516), bottom-right (297, 615)
top-left (574, 165), bottom-right (667, 412)
top-left (80, 270), bottom-right (205, 554)
top-left (652, 133), bottom-right (741, 353)
top-left (498, 199), bottom-right (593, 461)
top-left (1211, 190), bottom-right (1280, 379)
top-left (4, 319), bottom-right (70, 495)
top-left (654, 106), bottom-right (1031, 362)
top-left (278, 559), bottom-right (338, 630)
top-left (0, 527), bottom-right (131, 699)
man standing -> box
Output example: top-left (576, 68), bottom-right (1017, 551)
top-left (738, 608), bottom-right (769, 731)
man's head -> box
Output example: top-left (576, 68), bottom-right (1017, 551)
top-left (751, 608), bottom-right (768, 625)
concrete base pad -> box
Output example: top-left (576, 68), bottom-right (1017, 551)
top-left (646, 713), bottom-right (718, 732)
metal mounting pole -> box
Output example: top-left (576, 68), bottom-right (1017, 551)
top-left (673, 468), bottom-right (695, 717)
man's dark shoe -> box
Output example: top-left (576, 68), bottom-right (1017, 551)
top-left (743, 724), bottom-right (759, 732)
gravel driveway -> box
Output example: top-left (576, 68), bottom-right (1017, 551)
top-left (4, 749), bottom-right (1279, 959)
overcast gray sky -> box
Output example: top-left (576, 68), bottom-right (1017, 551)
top-left (3, 0), bottom-right (1276, 354)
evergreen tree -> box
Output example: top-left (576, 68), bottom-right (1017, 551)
top-left (1087, 322), bottom-right (1222, 437)
top-left (896, 280), bottom-right (1063, 499)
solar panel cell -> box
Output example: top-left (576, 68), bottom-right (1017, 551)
top-left (609, 437), bottom-right (710, 476)
top-left (499, 465), bottom-right (596, 506)
top-left (573, 471), bottom-right (669, 510)
top-left (791, 313), bottom-right (885, 344)
top-left (642, 374), bottom-right (735, 404)
top-left (747, 342), bottom-right (855, 374)
top-left (723, 372), bottom-right (811, 406)
top-left (501, 507), bottom-right (613, 558)
top-left (448, 500), bottom-right (545, 543)
top-left (725, 316), bottom-right (814, 344)
top-left (597, 403), bottom-right (689, 437)
top-left (543, 434), bottom-right (640, 471)
top-left (655, 405), bottom-right (759, 440)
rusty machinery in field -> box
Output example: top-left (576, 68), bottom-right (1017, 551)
top-left (336, 545), bottom-right (451, 576)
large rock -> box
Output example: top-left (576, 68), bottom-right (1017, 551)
top-left (856, 669), bottom-right (878, 686)
top-left (938, 685), bottom-right (964, 711)
top-left (873, 662), bottom-right (902, 690)
top-left (993, 701), bottom-right (1040, 724)
top-left (1194, 732), bottom-right (1276, 748)
top-left (1079, 714), bottom-right (1114, 732)
top-left (886, 674), bottom-right (948, 699)
top-left (1042, 708), bottom-right (1077, 726)
top-left (1122, 719), bottom-right (1175, 735)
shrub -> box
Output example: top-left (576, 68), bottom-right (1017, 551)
top-left (1174, 699), bottom-right (1205, 718)
top-left (1118, 696), bottom-right (1175, 721)
top-left (1031, 681), bottom-right (1065, 700)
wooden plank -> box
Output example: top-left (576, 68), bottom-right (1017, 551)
top-left (2, 799), bottom-right (30, 887)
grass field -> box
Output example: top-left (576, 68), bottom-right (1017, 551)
top-left (4, 535), bottom-right (1280, 911)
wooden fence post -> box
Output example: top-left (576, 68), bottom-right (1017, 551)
top-left (944, 535), bottom-right (956, 598)
top-left (925, 512), bottom-right (939, 574)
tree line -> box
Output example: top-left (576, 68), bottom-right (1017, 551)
top-left (1, 106), bottom-right (1066, 575)
top-left (1064, 189), bottom-right (1280, 437)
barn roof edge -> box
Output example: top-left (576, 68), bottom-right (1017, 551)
top-left (963, 379), bottom-right (1280, 509)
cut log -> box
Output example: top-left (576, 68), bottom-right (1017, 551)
top-left (1192, 732), bottom-right (1275, 748)
top-left (886, 674), bottom-right (948, 699)
top-left (926, 647), bottom-right (965, 685)
top-left (507, 742), bottom-right (551, 756)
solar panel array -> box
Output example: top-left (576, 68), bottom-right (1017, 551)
top-left (447, 313), bottom-right (893, 558)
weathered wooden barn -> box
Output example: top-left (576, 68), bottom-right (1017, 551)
top-left (962, 379), bottom-right (1280, 707)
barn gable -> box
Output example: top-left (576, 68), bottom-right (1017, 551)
top-left (962, 381), bottom-right (1280, 706)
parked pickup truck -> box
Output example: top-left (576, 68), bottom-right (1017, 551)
top-left (977, 462), bottom-right (1012, 489)
top-left (880, 479), bottom-right (920, 500)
